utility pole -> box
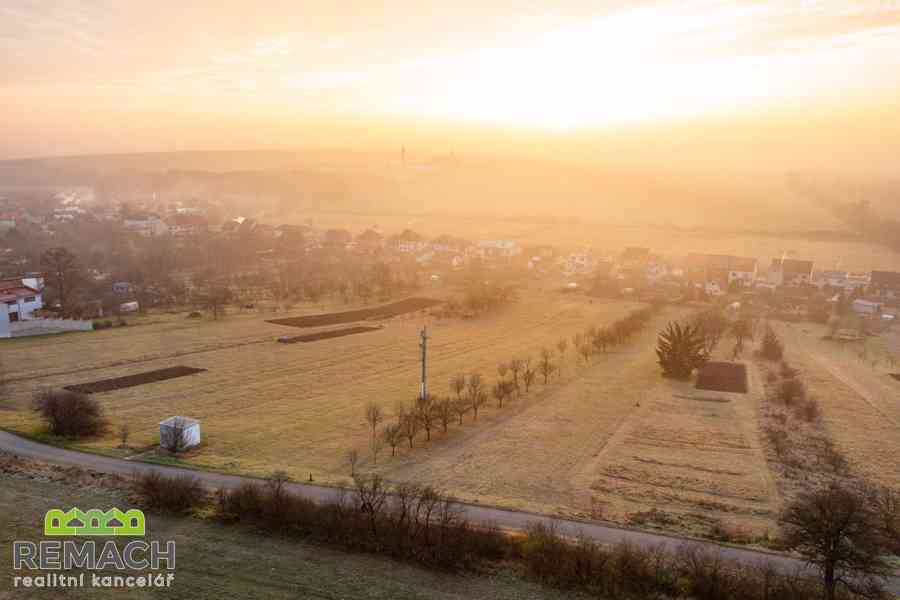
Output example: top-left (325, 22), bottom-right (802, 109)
top-left (419, 325), bottom-right (428, 400)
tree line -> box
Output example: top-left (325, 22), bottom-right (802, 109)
top-left (358, 304), bottom-right (662, 466)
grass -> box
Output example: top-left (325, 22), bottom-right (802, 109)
top-left (0, 466), bottom-right (585, 600)
top-left (0, 282), bottom-right (643, 491)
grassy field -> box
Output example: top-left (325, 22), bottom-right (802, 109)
top-left (3, 285), bottom-right (897, 543)
top-left (0, 284), bottom-right (643, 488)
top-left (0, 463), bottom-right (580, 600)
top-left (769, 322), bottom-right (900, 491)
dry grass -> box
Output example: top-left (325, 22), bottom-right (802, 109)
top-left (0, 284), bottom-right (642, 489)
top-left (768, 322), bottom-right (900, 491)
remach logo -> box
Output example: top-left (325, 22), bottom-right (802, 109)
top-left (11, 507), bottom-right (176, 591)
top-left (44, 507), bottom-right (146, 536)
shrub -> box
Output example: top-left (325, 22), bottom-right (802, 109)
top-left (134, 471), bottom-right (206, 513)
top-left (797, 397), bottom-right (821, 422)
top-left (656, 321), bottom-right (709, 379)
top-left (778, 378), bottom-right (807, 405)
top-left (32, 389), bottom-right (107, 438)
top-left (760, 327), bottom-right (784, 361)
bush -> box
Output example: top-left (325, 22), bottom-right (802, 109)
top-left (32, 389), bottom-right (107, 438)
top-left (797, 397), bottom-right (821, 422)
top-left (134, 470), bottom-right (206, 513)
top-left (656, 321), bottom-right (709, 379)
top-left (760, 327), bottom-right (784, 361)
top-left (778, 378), bottom-right (807, 405)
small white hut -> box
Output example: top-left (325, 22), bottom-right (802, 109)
top-left (159, 416), bottom-right (201, 451)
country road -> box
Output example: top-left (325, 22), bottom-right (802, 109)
top-left (1, 430), bottom-right (898, 596)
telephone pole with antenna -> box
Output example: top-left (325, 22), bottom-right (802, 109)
top-left (419, 325), bottom-right (429, 400)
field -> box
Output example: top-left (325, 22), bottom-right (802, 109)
top-left (2, 284), bottom-right (898, 541)
top-left (65, 367), bottom-right (207, 394)
top-left (0, 458), bottom-right (579, 600)
top-left (268, 298), bottom-right (443, 328)
top-left (0, 284), bottom-right (643, 485)
top-left (767, 321), bottom-right (900, 491)
top-left (277, 326), bottom-right (381, 344)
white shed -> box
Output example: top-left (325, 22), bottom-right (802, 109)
top-left (159, 416), bottom-right (201, 450)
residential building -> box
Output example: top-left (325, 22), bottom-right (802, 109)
top-left (0, 277), bottom-right (43, 338)
top-left (869, 271), bottom-right (900, 299)
top-left (476, 239), bottom-right (522, 258)
top-left (165, 214), bottom-right (208, 237)
top-left (123, 214), bottom-right (168, 237)
top-left (768, 258), bottom-right (814, 287)
top-left (686, 253), bottom-right (758, 294)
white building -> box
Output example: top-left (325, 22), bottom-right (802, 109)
top-left (477, 240), bottom-right (522, 258)
top-left (159, 416), bottom-right (202, 450)
top-left (124, 215), bottom-right (168, 237)
top-left (0, 277), bottom-right (43, 338)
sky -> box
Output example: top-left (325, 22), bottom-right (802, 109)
top-left (2, 0), bottom-right (900, 165)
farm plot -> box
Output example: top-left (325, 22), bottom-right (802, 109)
top-left (378, 303), bottom-right (780, 538)
top-left (65, 366), bottom-right (206, 394)
top-left (268, 298), bottom-right (442, 328)
top-left (277, 326), bottom-right (381, 344)
top-left (0, 287), bottom-right (644, 493)
top-left (696, 362), bottom-right (748, 394)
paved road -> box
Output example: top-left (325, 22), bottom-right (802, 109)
top-left (1, 430), bottom-right (897, 595)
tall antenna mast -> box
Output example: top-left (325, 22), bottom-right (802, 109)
top-left (419, 325), bottom-right (428, 400)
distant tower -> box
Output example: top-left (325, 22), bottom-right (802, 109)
top-left (401, 145), bottom-right (406, 167)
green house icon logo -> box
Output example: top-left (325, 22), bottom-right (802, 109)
top-left (44, 508), bottom-right (146, 536)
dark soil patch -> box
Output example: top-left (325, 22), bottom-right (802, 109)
top-left (696, 362), bottom-right (748, 394)
top-left (891, 374), bottom-right (900, 382)
top-left (278, 326), bottom-right (380, 344)
top-left (268, 298), bottom-right (442, 328)
top-left (65, 366), bottom-right (206, 394)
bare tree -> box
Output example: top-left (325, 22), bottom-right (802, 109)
top-left (40, 247), bottom-right (79, 314)
top-left (118, 423), bottom-right (130, 448)
top-left (400, 412), bottom-right (419, 448)
top-left (435, 396), bottom-right (453, 433)
top-left (522, 358), bottom-right (537, 393)
top-left (347, 448), bottom-right (360, 476)
top-left (492, 379), bottom-right (515, 408)
top-left (382, 423), bottom-right (403, 457)
top-left (497, 362), bottom-right (509, 381)
top-left (538, 348), bottom-right (556, 384)
top-left (451, 396), bottom-right (468, 425)
top-left (578, 342), bottom-right (593, 364)
top-left (466, 373), bottom-right (486, 420)
top-left (450, 374), bottom-right (467, 402)
top-left (413, 394), bottom-right (437, 441)
top-left (508, 358), bottom-right (524, 395)
top-left (364, 401), bottom-right (384, 464)
top-left (781, 481), bottom-right (893, 600)
top-left (557, 337), bottom-right (569, 362)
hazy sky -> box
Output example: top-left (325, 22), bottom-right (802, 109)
top-left (2, 1), bottom-right (900, 162)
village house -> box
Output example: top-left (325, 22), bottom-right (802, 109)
top-left (560, 252), bottom-right (595, 277)
top-left (620, 247), bottom-right (651, 269)
top-left (123, 213), bottom-right (168, 237)
top-left (869, 271), bottom-right (900, 299)
top-left (165, 213), bottom-right (208, 237)
top-left (476, 239), bottom-right (522, 259)
top-left (768, 258), bottom-right (814, 287)
top-left (392, 229), bottom-right (427, 254)
top-left (0, 276), bottom-right (43, 338)
top-left (686, 253), bottom-right (758, 295)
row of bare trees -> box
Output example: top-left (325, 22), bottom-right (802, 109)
top-left (352, 305), bottom-right (662, 469)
